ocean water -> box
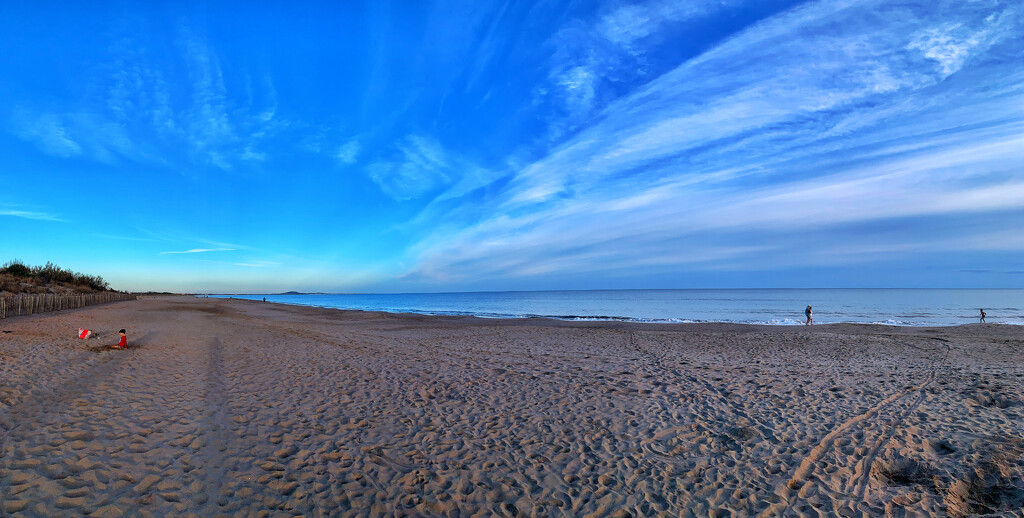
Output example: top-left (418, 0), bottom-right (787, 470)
top-left (210, 289), bottom-right (1024, 326)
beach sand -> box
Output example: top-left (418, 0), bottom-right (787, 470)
top-left (0, 296), bottom-right (1022, 517)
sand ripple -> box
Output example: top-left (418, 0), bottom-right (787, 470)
top-left (1, 298), bottom-right (1022, 516)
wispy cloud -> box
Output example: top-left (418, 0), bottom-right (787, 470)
top-left (907, 20), bottom-right (1002, 79)
top-left (513, 1), bottom-right (1022, 206)
top-left (536, 0), bottom-right (734, 137)
top-left (554, 66), bottom-right (597, 118)
top-left (13, 112), bottom-right (82, 157)
top-left (181, 30), bottom-right (237, 169)
top-left (232, 261), bottom-right (281, 268)
top-left (8, 24), bottom-right (284, 171)
top-left (0, 209), bottom-right (62, 222)
top-left (335, 139), bottom-right (361, 165)
top-left (366, 136), bottom-right (451, 200)
top-left (597, 0), bottom-right (719, 47)
top-left (160, 248), bottom-right (236, 255)
top-left (365, 135), bottom-right (500, 202)
top-left (240, 146), bottom-right (267, 161)
top-left (402, 0), bottom-right (1024, 285)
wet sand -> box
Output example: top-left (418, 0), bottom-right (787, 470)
top-left (0, 296), bottom-right (1022, 517)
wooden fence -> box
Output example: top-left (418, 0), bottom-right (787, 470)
top-left (0, 292), bottom-right (137, 319)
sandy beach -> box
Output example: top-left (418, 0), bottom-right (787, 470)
top-left (0, 296), bottom-right (1021, 517)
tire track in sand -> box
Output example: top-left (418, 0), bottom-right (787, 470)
top-left (847, 338), bottom-right (951, 498)
top-left (758, 336), bottom-right (950, 516)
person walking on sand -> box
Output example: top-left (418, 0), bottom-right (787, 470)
top-left (805, 305), bottom-right (813, 326)
top-left (980, 309), bottom-right (986, 323)
top-left (110, 329), bottom-right (127, 350)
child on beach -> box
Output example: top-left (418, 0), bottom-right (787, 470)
top-left (805, 305), bottom-right (813, 325)
top-left (980, 309), bottom-right (986, 323)
top-left (110, 329), bottom-right (127, 349)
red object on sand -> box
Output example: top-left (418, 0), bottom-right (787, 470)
top-left (78, 328), bottom-right (92, 339)
top-left (117, 335), bottom-right (127, 349)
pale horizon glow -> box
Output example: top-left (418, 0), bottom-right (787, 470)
top-left (1, 0), bottom-right (1022, 293)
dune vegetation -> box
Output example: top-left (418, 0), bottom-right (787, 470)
top-left (0, 259), bottom-right (112, 295)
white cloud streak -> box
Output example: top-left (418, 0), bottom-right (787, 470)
top-left (0, 209), bottom-right (63, 222)
top-left (159, 248), bottom-right (236, 255)
top-left (513, 1), bottom-right (1021, 206)
top-left (233, 261), bottom-right (281, 268)
top-left (366, 135), bottom-right (500, 201)
top-left (404, 0), bottom-right (1024, 285)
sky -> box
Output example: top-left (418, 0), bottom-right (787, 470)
top-left (1, 0), bottom-right (1022, 293)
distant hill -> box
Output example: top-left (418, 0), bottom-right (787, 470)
top-left (1, 259), bottom-right (115, 295)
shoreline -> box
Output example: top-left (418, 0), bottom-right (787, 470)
top-left (1, 296), bottom-right (1021, 516)
top-left (213, 294), bottom-right (1011, 331)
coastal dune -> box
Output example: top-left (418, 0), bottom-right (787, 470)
top-left (0, 296), bottom-right (1022, 516)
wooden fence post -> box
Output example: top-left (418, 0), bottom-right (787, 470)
top-left (0, 292), bottom-right (137, 319)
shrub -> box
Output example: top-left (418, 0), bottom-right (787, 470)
top-left (75, 273), bottom-right (109, 291)
top-left (0, 259), bottom-right (111, 293)
top-left (2, 259), bottom-right (31, 277)
top-left (32, 261), bottom-right (72, 283)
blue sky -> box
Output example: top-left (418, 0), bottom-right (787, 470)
top-left (1, 0), bottom-right (1022, 293)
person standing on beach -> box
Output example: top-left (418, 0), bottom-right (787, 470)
top-left (805, 305), bottom-right (813, 326)
top-left (980, 309), bottom-right (986, 323)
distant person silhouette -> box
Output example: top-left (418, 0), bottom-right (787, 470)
top-left (805, 305), bottom-right (813, 326)
top-left (979, 309), bottom-right (986, 323)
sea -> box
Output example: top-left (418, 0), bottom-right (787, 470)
top-left (209, 289), bottom-right (1024, 327)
